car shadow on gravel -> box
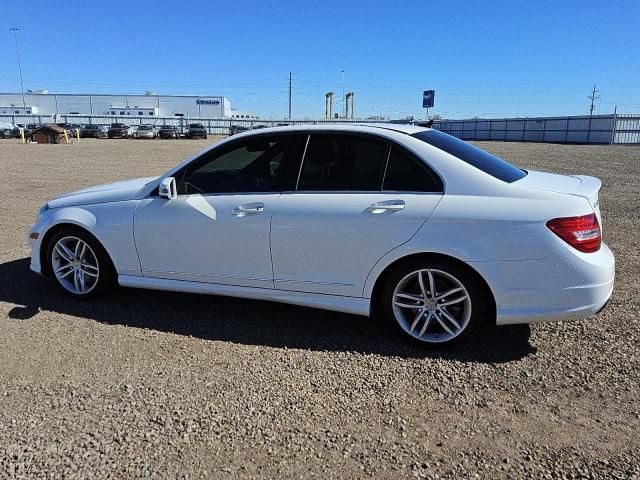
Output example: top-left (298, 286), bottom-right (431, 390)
top-left (2, 258), bottom-right (535, 363)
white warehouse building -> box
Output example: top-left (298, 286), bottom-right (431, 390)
top-left (0, 91), bottom-right (256, 119)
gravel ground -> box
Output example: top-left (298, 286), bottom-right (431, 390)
top-left (0, 137), bottom-right (638, 479)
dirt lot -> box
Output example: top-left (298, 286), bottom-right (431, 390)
top-left (0, 137), bottom-right (638, 479)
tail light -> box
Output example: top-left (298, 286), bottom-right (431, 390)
top-left (546, 213), bottom-right (601, 253)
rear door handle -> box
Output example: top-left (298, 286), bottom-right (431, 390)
top-left (232, 202), bottom-right (265, 217)
top-left (366, 200), bottom-right (406, 213)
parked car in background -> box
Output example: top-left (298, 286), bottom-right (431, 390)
top-left (186, 123), bottom-right (207, 139)
top-left (27, 124), bottom-right (614, 348)
top-left (134, 125), bottom-right (157, 139)
top-left (229, 125), bottom-right (250, 136)
top-left (0, 122), bottom-right (19, 138)
top-left (158, 125), bottom-right (179, 139)
top-left (108, 123), bottom-right (130, 139)
top-left (80, 124), bottom-right (105, 139)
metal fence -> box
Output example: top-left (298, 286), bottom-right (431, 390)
top-left (0, 114), bottom-right (387, 136)
top-left (433, 113), bottom-right (640, 144)
top-left (3, 113), bottom-right (640, 144)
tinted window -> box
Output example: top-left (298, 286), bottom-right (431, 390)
top-left (383, 147), bottom-right (443, 192)
top-left (297, 134), bottom-right (388, 191)
top-left (178, 135), bottom-right (297, 195)
top-left (412, 130), bottom-right (526, 183)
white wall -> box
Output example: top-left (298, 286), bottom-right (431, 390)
top-left (0, 93), bottom-right (244, 118)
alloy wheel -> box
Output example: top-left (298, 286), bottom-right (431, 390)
top-left (391, 268), bottom-right (472, 343)
top-left (51, 236), bottom-right (100, 295)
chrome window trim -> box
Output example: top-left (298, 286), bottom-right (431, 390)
top-left (294, 134), bottom-right (311, 191)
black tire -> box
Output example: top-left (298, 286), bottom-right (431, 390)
top-left (46, 226), bottom-right (116, 299)
top-left (380, 258), bottom-right (486, 348)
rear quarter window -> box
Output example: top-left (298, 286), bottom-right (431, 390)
top-left (412, 130), bottom-right (526, 183)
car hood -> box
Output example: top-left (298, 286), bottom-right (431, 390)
top-left (47, 176), bottom-right (157, 209)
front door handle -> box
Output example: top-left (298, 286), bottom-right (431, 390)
top-left (366, 200), bottom-right (406, 213)
top-left (232, 202), bottom-right (265, 217)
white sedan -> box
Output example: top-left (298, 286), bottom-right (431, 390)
top-left (28, 124), bottom-right (614, 347)
top-left (134, 125), bottom-right (156, 139)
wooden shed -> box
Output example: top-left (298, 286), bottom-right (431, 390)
top-left (32, 124), bottom-right (66, 144)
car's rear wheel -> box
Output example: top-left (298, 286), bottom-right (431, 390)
top-left (47, 228), bottom-right (115, 298)
top-left (381, 259), bottom-right (485, 348)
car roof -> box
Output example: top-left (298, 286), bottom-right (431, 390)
top-left (231, 122), bottom-right (429, 138)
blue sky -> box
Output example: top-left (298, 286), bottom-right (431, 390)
top-left (1, 0), bottom-right (639, 119)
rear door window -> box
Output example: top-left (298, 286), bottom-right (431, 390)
top-left (297, 134), bottom-right (388, 191)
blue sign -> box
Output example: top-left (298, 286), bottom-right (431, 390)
top-left (422, 90), bottom-right (435, 108)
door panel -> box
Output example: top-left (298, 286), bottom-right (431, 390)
top-left (270, 192), bottom-right (442, 296)
top-left (133, 133), bottom-right (300, 289)
top-left (134, 194), bottom-right (279, 288)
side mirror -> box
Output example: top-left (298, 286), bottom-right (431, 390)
top-left (159, 177), bottom-right (177, 200)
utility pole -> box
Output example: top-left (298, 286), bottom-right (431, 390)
top-left (341, 70), bottom-right (345, 118)
top-left (10, 27), bottom-right (26, 111)
top-left (288, 72), bottom-right (292, 120)
top-left (588, 84), bottom-right (600, 116)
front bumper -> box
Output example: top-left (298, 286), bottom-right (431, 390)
top-left (28, 212), bottom-right (51, 275)
top-left (471, 243), bottom-right (615, 325)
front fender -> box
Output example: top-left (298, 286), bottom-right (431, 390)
top-left (37, 201), bottom-right (142, 276)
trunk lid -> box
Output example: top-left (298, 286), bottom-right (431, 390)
top-left (517, 170), bottom-right (602, 224)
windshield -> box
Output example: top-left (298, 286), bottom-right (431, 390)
top-left (84, 125), bottom-right (98, 129)
top-left (411, 130), bottom-right (527, 183)
top-left (138, 126), bottom-right (151, 130)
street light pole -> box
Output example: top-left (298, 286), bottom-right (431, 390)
top-left (9, 27), bottom-right (26, 111)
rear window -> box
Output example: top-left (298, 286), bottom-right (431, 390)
top-left (412, 130), bottom-right (526, 183)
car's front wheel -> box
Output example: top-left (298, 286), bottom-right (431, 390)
top-left (47, 228), bottom-right (115, 298)
top-left (381, 259), bottom-right (486, 348)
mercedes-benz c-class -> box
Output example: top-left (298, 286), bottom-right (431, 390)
top-left (29, 124), bottom-right (614, 347)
